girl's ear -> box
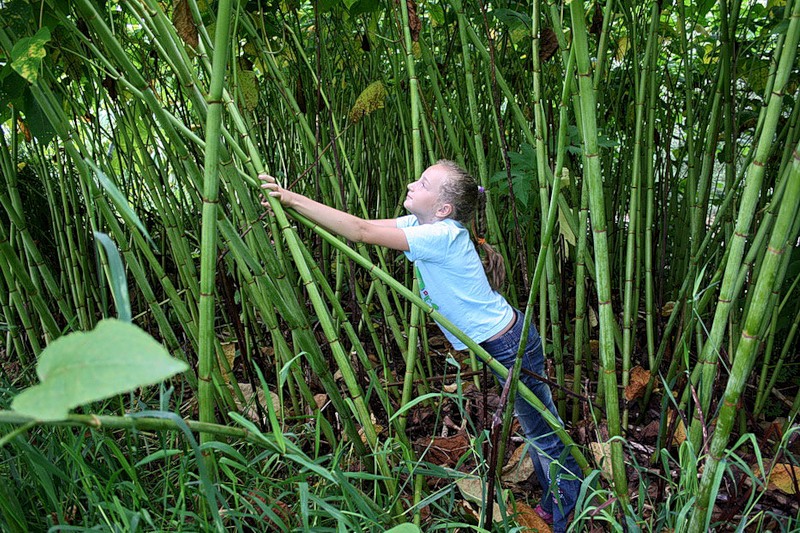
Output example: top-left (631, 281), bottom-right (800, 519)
top-left (436, 202), bottom-right (454, 218)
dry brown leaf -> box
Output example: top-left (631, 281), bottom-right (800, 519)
top-left (219, 342), bottom-right (236, 384)
top-left (233, 382), bottom-right (267, 422)
top-left (588, 307), bottom-right (599, 328)
top-left (357, 413), bottom-right (383, 444)
top-left (661, 301), bottom-right (676, 317)
top-left (443, 382), bottom-right (458, 393)
top-left (502, 444), bottom-right (535, 483)
top-left (172, 0), bottom-right (198, 49)
top-left (624, 366), bottom-right (651, 401)
top-left (415, 433), bottom-right (471, 467)
top-left (667, 410), bottom-right (687, 446)
top-left (514, 500), bottom-right (552, 532)
top-left (313, 393), bottom-right (328, 409)
top-left (590, 441), bottom-right (614, 481)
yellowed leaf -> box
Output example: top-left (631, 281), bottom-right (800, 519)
top-left (558, 207), bottom-right (576, 247)
top-left (761, 463), bottom-right (800, 494)
top-left (588, 307), bottom-right (598, 328)
top-left (616, 36), bottom-right (629, 61)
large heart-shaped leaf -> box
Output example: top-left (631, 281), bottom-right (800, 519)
top-left (12, 319), bottom-right (188, 421)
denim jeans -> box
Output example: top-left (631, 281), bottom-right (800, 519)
top-left (480, 308), bottom-right (583, 533)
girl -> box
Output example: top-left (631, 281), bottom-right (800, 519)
top-left (260, 160), bottom-right (583, 532)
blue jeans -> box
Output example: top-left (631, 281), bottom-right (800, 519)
top-left (480, 308), bottom-right (583, 533)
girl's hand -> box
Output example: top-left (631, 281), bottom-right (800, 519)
top-left (259, 174), bottom-right (295, 208)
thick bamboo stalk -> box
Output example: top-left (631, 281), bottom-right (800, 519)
top-left (690, 0), bottom-right (800, 450)
top-left (688, 139), bottom-right (800, 532)
top-left (569, 0), bottom-right (629, 504)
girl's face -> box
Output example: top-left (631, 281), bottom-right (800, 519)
top-left (403, 165), bottom-right (453, 224)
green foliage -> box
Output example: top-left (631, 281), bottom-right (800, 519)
top-left (11, 319), bottom-right (188, 421)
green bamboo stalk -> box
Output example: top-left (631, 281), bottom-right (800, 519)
top-left (690, 0), bottom-right (800, 450)
top-left (621, 1), bottom-right (659, 430)
top-left (197, 0), bottom-right (235, 446)
top-left (569, 0), bottom-right (629, 504)
top-left (688, 139), bottom-right (800, 532)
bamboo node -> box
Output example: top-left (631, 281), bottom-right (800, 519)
top-left (767, 245), bottom-right (784, 255)
top-left (741, 330), bottom-right (758, 340)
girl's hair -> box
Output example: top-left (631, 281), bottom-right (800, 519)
top-left (435, 159), bottom-right (506, 290)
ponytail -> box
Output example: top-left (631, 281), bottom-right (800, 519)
top-left (475, 186), bottom-right (506, 291)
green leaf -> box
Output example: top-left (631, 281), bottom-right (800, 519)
top-left (11, 319), bottom-right (188, 421)
top-left (385, 525), bottom-right (422, 533)
top-left (491, 8), bottom-right (532, 30)
top-left (238, 68), bottom-right (259, 111)
top-left (22, 87), bottom-right (56, 145)
top-left (349, 0), bottom-right (381, 17)
top-left (93, 232), bottom-right (132, 322)
top-left (10, 27), bottom-right (51, 83)
top-left (428, 4), bottom-right (445, 26)
top-left (87, 160), bottom-right (156, 248)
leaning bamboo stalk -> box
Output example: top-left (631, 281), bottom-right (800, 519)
top-left (688, 140), bottom-right (800, 532)
top-left (690, 0), bottom-right (800, 449)
top-left (290, 210), bottom-right (591, 473)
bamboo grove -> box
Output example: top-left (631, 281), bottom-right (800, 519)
top-left (1, 0), bottom-right (799, 530)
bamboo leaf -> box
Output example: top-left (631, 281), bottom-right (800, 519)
top-left (93, 232), bottom-right (132, 323)
top-left (11, 319), bottom-right (188, 421)
top-left (87, 161), bottom-right (156, 248)
top-left (21, 86), bottom-right (56, 145)
top-left (385, 525), bottom-right (422, 533)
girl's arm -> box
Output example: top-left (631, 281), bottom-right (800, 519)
top-left (260, 174), bottom-right (409, 251)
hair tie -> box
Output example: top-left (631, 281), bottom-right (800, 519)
top-left (477, 237), bottom-right (486, 246)
top-left (478, 186), bottom-right (485, 194)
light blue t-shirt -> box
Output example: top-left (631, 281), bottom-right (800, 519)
top-left (396, 215), bottom-right (514, 350)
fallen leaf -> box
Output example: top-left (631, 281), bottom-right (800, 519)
top-left (455, 477), bottom-right (505, 523)
top-left (502, 444), bottom-right (535, 483)
top-left (667, 410), bottom-right (686, 446)
top-left (624, 366), bottom-right (651, 401)
top-left (219, 342), bottom-right (236, 384)
top-left (590, 441), bottom-right (614, 481)
top-left (314, 393), bottom-right (328, 409)
top-left (514, 500), bottom-right (552, 532)
top-left (415, 433), bottom-right (471, 467)
top-left (758, 463), bottom-right (800, 494)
